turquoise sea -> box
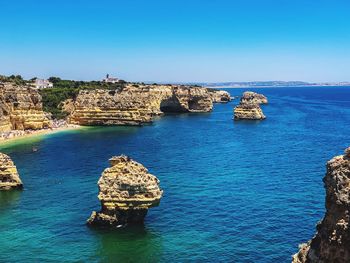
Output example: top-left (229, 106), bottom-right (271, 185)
top-left (0, 87), bottom-right (350, 262)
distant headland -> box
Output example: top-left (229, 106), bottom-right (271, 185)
top-left (202, 81), bottom-right (350, 88)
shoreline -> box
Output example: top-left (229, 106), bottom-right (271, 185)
top-left (0, 125), bottom-right (83, 146)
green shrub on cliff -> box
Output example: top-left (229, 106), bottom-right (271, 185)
top-left (40, 87), bottom-right (79, 119)
top-left (0, 74), bottom-right (27, 85)
top-left (40, 77), bottom-right (127, 119)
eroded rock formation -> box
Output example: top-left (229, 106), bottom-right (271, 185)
top-left (0, 153), bottom-right (23, 190)
top-left (0, 83), bottom-right (51, 132)
top-left (208, 89), bottom-right (231, 103)
top-left (234, 91), bottom-right (267, 120)
top-left (234, 103), bottom-right (266, 120)
top-left (292, 147), bottom-right (350, 263)
top-left (240, 91), bottom-right (268, 105)
top-left (68, 84), bottom-right (218, 126)
top-left (87, 155), bottom-right (163, 227)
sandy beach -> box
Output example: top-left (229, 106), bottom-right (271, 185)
top-left (0, 125), bottom-right (83, 145)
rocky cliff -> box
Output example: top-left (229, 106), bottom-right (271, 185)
top-left (87, 155), bottom-right (163, 227)
top-left (292, 147), bottom-right (350, 263)
top-left (0, 153), bottom-right (23, 190)
top-left (68, 84), bottom-right (219, 126)
top-left (0, 83), bottom-right (51, 132)
top-left (234, 91), bottom-right (267, 120)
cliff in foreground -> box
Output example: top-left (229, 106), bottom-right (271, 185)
top-left (0, 152), bottom-right (23, 190)
top-left (293, 147), bottom-right (350, 263)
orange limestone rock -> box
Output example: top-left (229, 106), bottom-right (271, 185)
top-left (0, 153), bottom-right (23, 190)
top-left (207, 89), bottom-right (231, 103)
top-left (87, 155), bottom-right (163, 227)
top-left (240, 91), bottom-right (268, 105)
top-left (292, 147), bottom-right (350, 263)
top-left (234, 103), bottom-right (266, 120)
top-left (234, 91), bottom-right (268, 120)
top-left (0, 83), bottom-right (51, 131)
top-left (68, 84), bottom-right (215, 126)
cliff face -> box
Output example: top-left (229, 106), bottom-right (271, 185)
top-left (69, 84), bottom-right (215, 126)
top-left (0, 83), bottom-right (51, 131)
top-left (293, 147), bottom-right (350, 263)
top-left (0, 153), bottom-right (23, 190)
top-left (87, 155), bottom-right (163, 227)
top-left (234, 91), bottom-right (267, 120)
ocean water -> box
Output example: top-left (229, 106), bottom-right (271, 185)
top-left (0, 87), bottom-right (350, 262)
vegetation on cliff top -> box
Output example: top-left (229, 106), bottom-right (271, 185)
top-left (41, 77), bottom-right (127, 119)
top-left (0, 74), bottom-right (27, 85)
top-left (0, 75), bottom-right (126, 119)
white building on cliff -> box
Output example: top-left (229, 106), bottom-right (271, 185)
top-left (102, 74), bottom-right (120, 83)
top-left (34, 78), bottom-right (53, 89)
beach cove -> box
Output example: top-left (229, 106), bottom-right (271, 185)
top-left (1, 87), bottom-right (350, 262)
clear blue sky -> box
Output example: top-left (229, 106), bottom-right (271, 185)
top-left (1, 0), bottom-right (349, 82)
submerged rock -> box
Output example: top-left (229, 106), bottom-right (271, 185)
top-left (292, 147), bottom-right (350, 263)
top-left (87, 155), bottom-right (163, 227)
top-left (0, 153), bottom-right (23, 190)
top-left (234, 91), bottom-right (268, 120)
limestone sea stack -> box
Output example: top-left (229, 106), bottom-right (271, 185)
top-left (292, 147), bottom-right (350, 263)
top-left (0, 153), bottom-right (23, 190)
top-left (207, 89), bottom-right (232, 103)
top-left (240, 91), bottom-right (268, 105)
top-left (234, 91), bottom-right (268, 120)
top-left (234, 103), bottom-right (266, 120)
top-left (87, 155), bottom-right (163, 227)
top-left (68, 84), bottom-right (216, 126)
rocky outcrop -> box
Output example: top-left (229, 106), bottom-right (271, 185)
top-left (292, 147), bottom-right (350, 263)
top-left (240, 91), bottom-right (268, 105)
top-left (0, 153), bottom-right (23, 190)
top-left (207, 89), bottom-right (231, 103)
top-left (234, 103), bottom-right (266, 120)
top-left (87, 155), bottom-right (163, 227)
top-left (234, 91), bottom-right (267, 120)
top-left (0, 83), bottom-right (51, 131)
top-left (68, 84), bottom-right (215, 126)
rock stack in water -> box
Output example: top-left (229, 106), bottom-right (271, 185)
top-left (0, 153), bottom-right (23, 190)
top-left (208, 89), bottom-right (231, 103)
top-left (87, 155), bottom-right (163, 227)
top-left (292, 147), bottom-right (350, 263)
top-left (234, 91), bottom-right (268, 120)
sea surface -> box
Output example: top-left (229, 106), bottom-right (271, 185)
top-left (0, 87), bottom-right (350, 262)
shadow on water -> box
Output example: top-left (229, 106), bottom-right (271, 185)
top-left (0, 190), bottom-right (22, 210)
top-left (90, 224), bottom-right (163, 262)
